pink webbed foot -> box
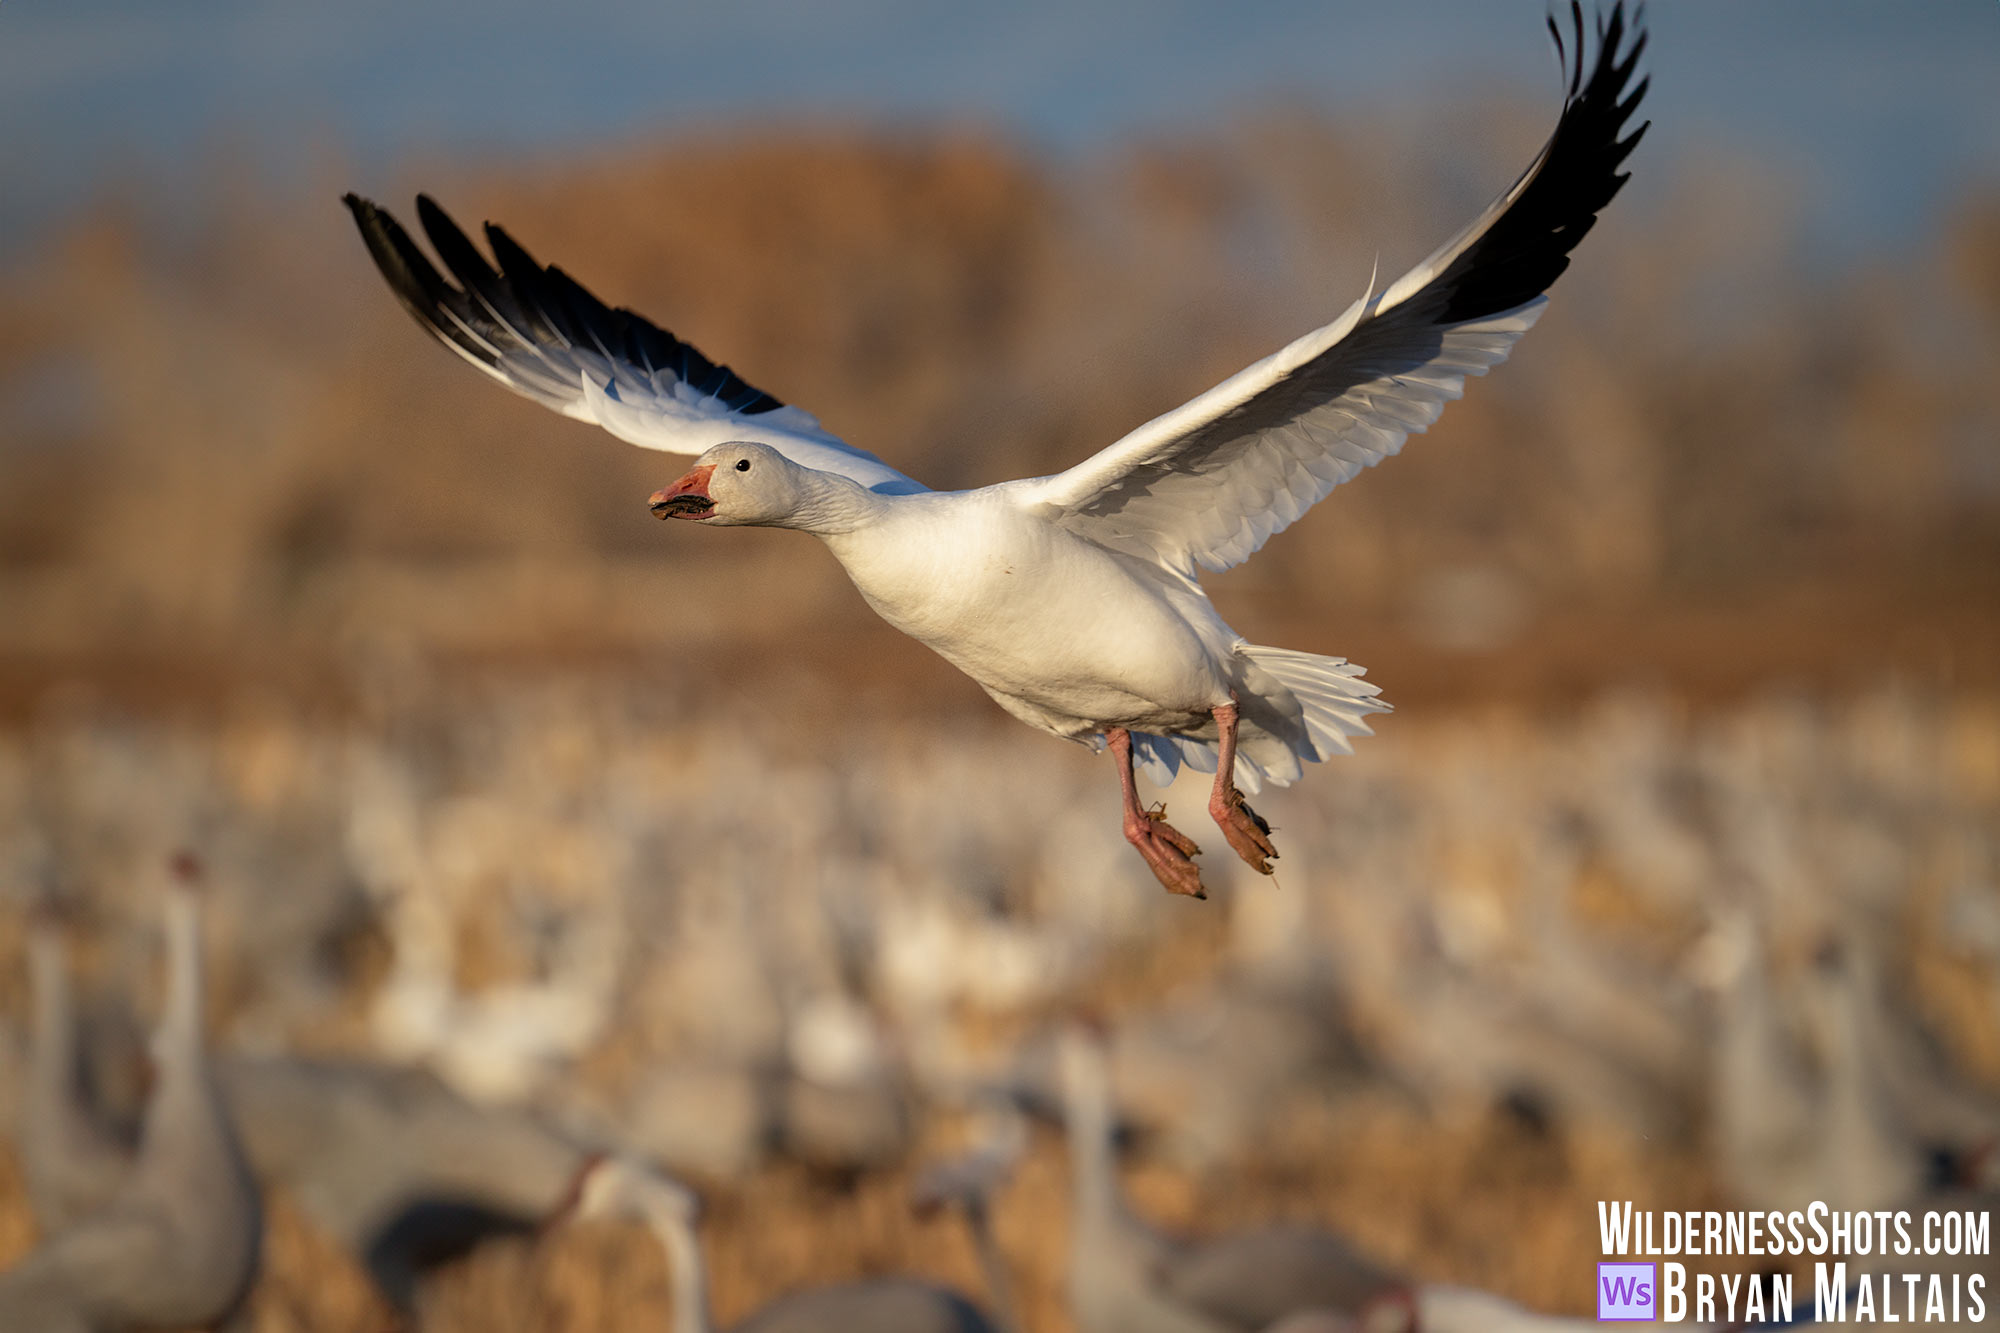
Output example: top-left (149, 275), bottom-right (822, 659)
top-left (1210, 786), bottom-right (1278, 875)
top-left (1124, 802), bottom-right (1206, 899)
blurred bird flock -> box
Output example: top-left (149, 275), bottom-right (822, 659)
top-left (2, 30), bottom-right (1999, 1333)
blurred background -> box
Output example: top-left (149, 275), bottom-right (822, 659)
top-left (0, 2), bottom-right (1996, 1329)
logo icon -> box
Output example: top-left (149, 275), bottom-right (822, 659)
top-left (1598, 1262), bottom-right (1656, 1321)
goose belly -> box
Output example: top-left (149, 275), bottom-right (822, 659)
top-left (827, 509), bottom-right (1223, 734)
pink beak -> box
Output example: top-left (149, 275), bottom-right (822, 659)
top-left (648, 464), bottom-right (717, 520)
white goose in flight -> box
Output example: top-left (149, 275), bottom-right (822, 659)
top-left (345, 4), bottom-right (1648, 899)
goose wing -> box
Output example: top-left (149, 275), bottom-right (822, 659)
top-left (344, 194), bottom-right (927, 494)
top-left (1020, 3), bottom-right (1647, 577)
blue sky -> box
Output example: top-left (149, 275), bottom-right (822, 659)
top-left (3, 1), bottom-right (1996, 259)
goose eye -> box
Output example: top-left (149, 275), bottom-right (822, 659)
top-left (735, 459), bottom-right (751, 473)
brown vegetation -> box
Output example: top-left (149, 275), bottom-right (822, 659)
top-left (0, 116), bottom-right (1995, 717)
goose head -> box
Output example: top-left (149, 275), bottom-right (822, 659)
top-left (650, 442), bottom-right (816, 528)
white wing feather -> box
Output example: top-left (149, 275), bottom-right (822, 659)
top-left (1025, 295), bottom-right (1542, 577)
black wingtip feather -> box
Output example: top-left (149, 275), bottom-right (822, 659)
top-left (344, 192), bottom-right (505, 372)
top-left (1568, 2), bottom-right (1588, 99)
top-left (1436, 1), bottom-right (1650, 324)
top-left (342, 194), bottom-right (787, 416)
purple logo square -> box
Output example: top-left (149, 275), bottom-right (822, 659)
top-left (1597, 1262), bottom-right (1656, 1321)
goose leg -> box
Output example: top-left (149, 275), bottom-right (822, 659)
top-left (1208, 701), bottom-right (1278, 874)
top-left (1108, 728), bottom-right (1205, 898)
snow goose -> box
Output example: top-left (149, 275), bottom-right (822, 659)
top-left (0, 854), bottom-right (263, 1332)
top-left (344, 4), bottom-right (1647, 898)
top-left (559, 1154), bottom-right (1000, 1333)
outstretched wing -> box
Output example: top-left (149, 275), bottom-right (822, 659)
top-left (1020, 2), bottom-right (1648, 576)
top-left (343, 194), bottom-right (927, 495)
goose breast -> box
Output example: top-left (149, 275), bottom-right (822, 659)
top-left (825, 491), bottom-right (1225, 733)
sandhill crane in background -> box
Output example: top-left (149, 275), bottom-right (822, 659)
top-left (1801, 936), bottom-right (2000, 1189)
top-left (220, 1053), bottom-right (590, 1313)
top-left (561, 1155), bottom-right (1001, 1333)
top-left (21, 901), bottom-right (137, 1233)
top-left (1695, 900), bottom-right (1830, 1214)
top-left (1058, 1025), bottom-right (1405, 1333)
top-left (0, 854), bottom-right (263, 1332)
top-left (910, 1098), bottom-right (1030, 1333)
top-left (1696, 902), bottom-right (1965, 1216)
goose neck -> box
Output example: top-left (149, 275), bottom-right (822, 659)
top-left (789, 472), bottom-right (891, 538)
